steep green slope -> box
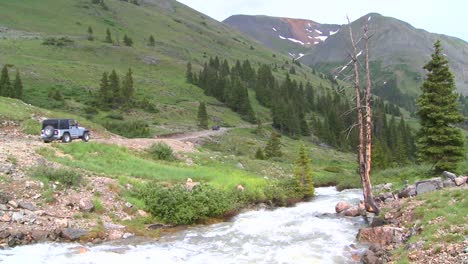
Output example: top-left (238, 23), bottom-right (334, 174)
top-left (0, 0), bottom-right (333, 135)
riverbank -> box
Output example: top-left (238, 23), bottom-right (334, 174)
top-left (356, 177), bottom-right (468, 264)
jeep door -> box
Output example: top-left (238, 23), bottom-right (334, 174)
top-left (69, 119), bottom-right (80, 138)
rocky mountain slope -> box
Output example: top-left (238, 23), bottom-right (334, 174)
top-left (224, 13), bottom-right (468, 103)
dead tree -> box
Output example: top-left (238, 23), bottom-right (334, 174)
top-left (347, 17), bottom-right (380, 214)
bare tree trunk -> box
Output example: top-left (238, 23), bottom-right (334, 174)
top-left (347, 17), bottom-right (380, 215)
top-left (363, 23), bottom-right (379, 214)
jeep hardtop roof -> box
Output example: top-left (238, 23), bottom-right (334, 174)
top-left (42, 119), bottom-right (75, 129)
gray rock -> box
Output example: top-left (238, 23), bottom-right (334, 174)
top-left (79, 199), bottom-right (94, 212)
top-left (60, 228), bottom-right (88, 241)
top-left (0, 204), bottom-right (7, 211)
top-left (0, 192), bottom-right (11, 204)
top-left (443, 179), bottom-right (456, 188)
top-left (0, 230), bottom-right (10, 239)
top-left (11, 212), bottom-right (25, 223)
top-left (122, 233), bottom-right (134, 239)
top-left (19, 201), bottom-right (37, 211)
top-left (398, 185), bottom-right (416, 198)
top-left (415, 178), bottom-right (443, 195)
top-left (362, 250), bottom-right (379, 264)
top-left (357, 226), bottom-right (406, 245)
top-left (125, 202), bottom-right (133, 208)
top-left (0, 164), bottom-right (15, 175)
top-left (442, 171), bottom-right (457, 181)
top-left (141, 56), bottom-right (159, 65)
top-left (236, 162), bottom-right (244, 169)
top-left (454, 176), bottom-right (467, 186)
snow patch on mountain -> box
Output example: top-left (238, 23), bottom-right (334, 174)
top-left (288, 38), bottom-right (304, 45)
top-left (279, 35), bottom-right (286, 39)
top-left (330, 29), bottom-right (339, 35)
top-left (315, 36), bottom-right (328, 41)
top-left (315, 29), bottom-right (322, 34)
top-left (272, 27), bottom-right (277, 32)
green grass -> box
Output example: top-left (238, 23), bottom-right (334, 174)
top-left (392, 188), bottom-right (468, 261)
top-left (41, 142), bottom-right (267, 191)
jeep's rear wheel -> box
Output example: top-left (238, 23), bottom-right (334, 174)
top-left (82, 132), bottom-right (90, 142)
top-left (62, 133), bottom-right (71, 143)
top-left (44, 125), bottom-right (54, 138)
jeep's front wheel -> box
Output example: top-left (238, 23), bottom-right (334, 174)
top-left (82, 132), bottom-right (90, 142)
top-left (62, 133), bottom-right (72, 143)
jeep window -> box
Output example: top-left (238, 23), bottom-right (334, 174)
top-left (59, 120), bottom-right (69, 129)
top-left (42, 120), bottom-right (58, 129)
top-left (69, 119), bottom-right (76, 127)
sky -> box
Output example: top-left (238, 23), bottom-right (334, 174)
top-left (176, 0), bottom-right (468, 42)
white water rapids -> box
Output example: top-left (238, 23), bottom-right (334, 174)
top-left (0, 187), bottom-right (366, 264)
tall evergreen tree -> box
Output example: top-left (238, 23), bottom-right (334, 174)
top-left (99, 72), bottom-right (111, 107)
top-left (108, 70), bottom-right (120, 106)
top-left (105, 28), bottom-right (113, 43)
top-left (123, 34), bottom-right (133, 47)
top-left (121, 68), bottom-right (134, 104)
top-left (13, 70), bottom-right (23, 99)
top-left (186, 62), bottom-right (193, 84)
top-left (0, 65), bottom-right (10, 97)
top-left (148, 35), bottom-right (155, 47)
top-left (197, 102), bottom-right (208, 129)
top-left (255, 147), bottom-right (265, 160)
top-left (416, 40), bottom-right (465, 173)
top-left (264, 132), bottom-right (282, 158)
top-left (293, 144), bottom-right (315, 198)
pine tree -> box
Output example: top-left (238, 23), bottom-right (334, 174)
top-left (264, 131), bottom-right (282, 158)
top-left (186, 62), bottom-right (193, 83)
top-left (416, 40), bottom-right (465, 173)
top-left (121, 68), bottom-right (134, 104)
top-left (99, 72), bottom-right (111, 107)
top-left (105, 28), bottom-right (113, 43)
top-left (13, 70), bottom-right (23, 99)
top-left (87, 26), bottom-right (94, 41)
top-left (0, 65), bottom-right (10, 97)
top-left (293, 144), bottom-right (315, 198)
top-left (123, 34), bottom-right (133, 47)
top-left (108, 70), bottom-right (120, 106)
top-left (197, 102), bottom-right (208, 129)
top-left (148, 35), bottom-right (155, 46)
top-left (255, 147), bottom-right (265, 160)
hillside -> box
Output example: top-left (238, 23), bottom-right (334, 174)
top-left (224, 13), bottom-right (468, 111)
top-left (0, 0), bottom-right (336, 136)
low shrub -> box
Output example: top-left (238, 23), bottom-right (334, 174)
top-left (103, 120), bottom-right (150, 138)
top-left (148, 142), bottom-right (175, 161)
top-left (323, 166), bottom-right (344, 173)
top-left (29, 166), bottom-right (82, 188)
top-left (136, 182), bottom-right (234, 225)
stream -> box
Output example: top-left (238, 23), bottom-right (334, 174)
top-left (0, 187), bottom-right (366, 264)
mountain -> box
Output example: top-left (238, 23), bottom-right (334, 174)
top-left (224, 13), bottom-right (468, 109)
top-left (0, 0), bottom-right (331, 135)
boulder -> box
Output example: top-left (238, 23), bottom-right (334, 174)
top-left (0, 204), bottom-right (7, 211)
top-left (443, 180), bottom-right (456, 188)
top-left (30, 230), bottom-right (49, 242)
top-left (0, 164), bottom-right (15, 175)
top-left (335, 201), bottom-right (352, 213)
top-left (357, 226), bottom-right (406, 245)
top-left (361, 250), bottom-right (380, 264)
top-left (54, 218), bottom-right (69, 228)
top-left (442, 171), bottom-right (457, 181)
top-left (454, 176), bottom-right (467, 186)
top-left (60, 228), bottom-right (88, 241)
top-left (79, 199), bottom-right (94, 212)
top-left (344, 206), bottom-right (360, 217)
top-left (0, 192), bottom-right (11, 204)
top-left (398, 185), bottom-right (416, 198)
top-left (415, 178), bottom-right (443, 195)
top-left (107, 230), bottom-right (124, 240)
top-left (19, 201), bottom-right (37, 211)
